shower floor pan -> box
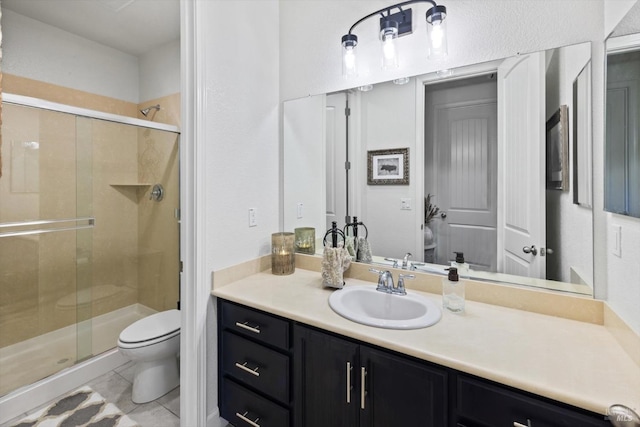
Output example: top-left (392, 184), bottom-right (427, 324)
top-left (0, 303), bottom-right (155, 397)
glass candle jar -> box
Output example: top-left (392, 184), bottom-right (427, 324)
top-left (294, 227), bottom-right (316, 255)
top-left (271, 232), bottom-right (295, 275)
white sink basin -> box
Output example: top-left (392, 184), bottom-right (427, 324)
top-left (328, 285), bottom-right (442, 329)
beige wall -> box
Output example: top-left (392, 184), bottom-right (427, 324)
top-left (0, 77), bottom-right (180, 347)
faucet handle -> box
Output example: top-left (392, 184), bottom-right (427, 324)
top-left (395, 274), bottom-right (415, 295)
top-left (383, 258), bottom-right (399, 268)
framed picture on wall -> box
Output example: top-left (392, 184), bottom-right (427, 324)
top-left (367, 148), bottom-right (409, 185)
top-left (546, 105), bottom-right (569, 191)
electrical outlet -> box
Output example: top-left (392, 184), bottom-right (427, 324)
top-left (297, 202), bottom-right (304, 219)
top-left (612, 224), bottom-right (622, 257)
top-left (249, 208), bottom-right (257, 227)
top-left (401, 198), bottom-right (412, 210)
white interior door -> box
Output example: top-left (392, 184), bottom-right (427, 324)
top-left (497, 53), bottom-right (546, 278)
top-left (426, 78), bottom-right (498, 270)
top-left (325, 93), bottom-right (348, 231)
top-left (283, 95), bottom-right (326, 234)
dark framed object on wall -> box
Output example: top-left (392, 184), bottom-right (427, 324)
top-left (546, 105), bottom-right (569, 191)
top-left (367, 147), bottom-right (409, 185)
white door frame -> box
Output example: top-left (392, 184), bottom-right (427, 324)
top-left (414, 61), bottom-right (502, 261)
top-left (180, 1), bottom-right (209, 426)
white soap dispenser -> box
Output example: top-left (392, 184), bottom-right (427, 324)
top-left (451, 251), bottom-right (470, 278)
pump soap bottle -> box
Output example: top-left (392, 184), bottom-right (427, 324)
top-left (452, 251), bottom-right (470, 278)
top-left (442, 267), bottom-right (465, 313)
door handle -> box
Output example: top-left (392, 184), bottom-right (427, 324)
top-left (440, 212), bottom-right (447, 219)
top-left (522, 245), bottom-right (538, 256)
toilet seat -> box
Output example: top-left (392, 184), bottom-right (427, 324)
top-left (118, 309), bottom-right (180, 347)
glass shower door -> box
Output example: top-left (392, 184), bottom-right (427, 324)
top-left (0, 103), bottom-right (93, 396)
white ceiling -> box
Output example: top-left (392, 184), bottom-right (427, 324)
top-left (2, 0), bottom-right (180, 56)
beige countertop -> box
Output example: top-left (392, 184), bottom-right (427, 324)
top-left (212, 268), bottom-right (640, 417)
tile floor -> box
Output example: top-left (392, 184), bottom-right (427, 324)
top-left (1, 361), bottom-right (181, 427)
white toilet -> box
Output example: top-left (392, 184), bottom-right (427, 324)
top-left (117, 309), bottom-right (181, 403)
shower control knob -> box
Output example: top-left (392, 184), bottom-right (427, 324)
top-left (150, 184), bottom-right (164, 202)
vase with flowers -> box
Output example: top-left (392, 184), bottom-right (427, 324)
top-left (424, 194), bottom-right (440, 247)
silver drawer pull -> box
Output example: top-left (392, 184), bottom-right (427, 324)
top-left (235, 321), bottom-right (261, 334)
top-left (513, 421), bottom-right (532, 427)
top-left (346, 362), bottom-right (352, 403)
top-left (235, 361), bottom-right (260, 377)
top-left (360, 367), bottom-right (367, 410)
top-left (236, 411), bottom-right (261, 427)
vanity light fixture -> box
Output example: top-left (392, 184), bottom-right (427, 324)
top-left (341, 0), bottom-right (448, 78)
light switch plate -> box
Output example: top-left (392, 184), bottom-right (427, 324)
top-left (612, 224), bottom-right (622, 257)
top-left (249, 208), bottom-right (257, 227)
top-left (401, 198), bottom-right (412, 210)
top-left (297, 202), bottom-right (304, 219)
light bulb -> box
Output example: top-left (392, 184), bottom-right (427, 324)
top-left (426, 5), bottom-right (448, 59)
top-left (430, 22), bottom-right (444, 50)
top-left (342, 34), bottom-right (358, 78)
top-left (379, 24), bottom-right (399, 70)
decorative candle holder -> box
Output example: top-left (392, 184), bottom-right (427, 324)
top-left (294, 227), bottom-right (316, 255)
top-left (271, 232), bottom-right (295, 275)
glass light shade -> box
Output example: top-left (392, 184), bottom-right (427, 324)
top-left (379, 24), bottom-right (399, 69)
top-left (342, 35), bottom-right (358, 78)
top-left (426, 7), bottom-right (448, 59)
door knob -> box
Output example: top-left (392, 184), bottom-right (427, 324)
top-left (522, 245), bottom-right (538, 256)
top-left (440, 212), bottom-right (447, 219)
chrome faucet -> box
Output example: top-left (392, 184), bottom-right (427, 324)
top-left (402, 252), bottom-right (412, 269)
top-left (369, 269), bottom-right (411, 295)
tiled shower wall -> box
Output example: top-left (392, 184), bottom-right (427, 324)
top-left (0, 74), bottom-right (179, 348)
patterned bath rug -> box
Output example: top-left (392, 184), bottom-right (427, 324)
top-left (10, 386), bottom-right (140, 427)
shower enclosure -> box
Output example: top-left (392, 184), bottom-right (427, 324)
top-left (0, 94), bottom-right (180, 398)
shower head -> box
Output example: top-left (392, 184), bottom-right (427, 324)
top-left (140, 104), bottom-right (161, 117)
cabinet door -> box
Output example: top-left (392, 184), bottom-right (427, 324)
top-left (360, 346), bottom-right (447, 427)
top-left (294, 324), bottom-right (359, 427)
top-left (456, 374), bottom-right (609, 427)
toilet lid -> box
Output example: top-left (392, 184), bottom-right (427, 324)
top-left (119, 309), bottom-right (181, 344)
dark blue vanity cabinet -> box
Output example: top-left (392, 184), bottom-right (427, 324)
top-left (293, 324), bottom-right (448, 427)
top-left (218, 299), bottom-right (610, 427)
top-left (218, 300), bottom-right (294, 427)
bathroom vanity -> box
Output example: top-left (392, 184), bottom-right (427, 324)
top-left (213, 267), bottom-right (639, 427)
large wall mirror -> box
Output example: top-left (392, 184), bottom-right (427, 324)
top-left (606, 4), bottom-right (640, 219)
top-left (285, 42), bottom-right (595, 296)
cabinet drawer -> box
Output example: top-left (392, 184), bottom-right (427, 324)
top-left (223, 331), bottom-right (290, 404)
top-left (457, 375), bottom-right (609, 426)
top-left (221, 378), bottom-right (290, 427)
top-left (221, 301), bottom-right (290, 350)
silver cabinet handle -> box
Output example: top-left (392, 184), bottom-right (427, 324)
top-left (360, 367), bottom-right (367, 410)
top-left (235, 321), bottom-right (261, 334)
top-left (346, 362), bottom-right (352, 403)
top-left (234, 361), bottom-right (260, 377)
top-left (522, 245), bottom-right (538, 256)
top-left (236, 411), bottom-right (261, 427)
top-left (513, 420), bottom-right (532, 427)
